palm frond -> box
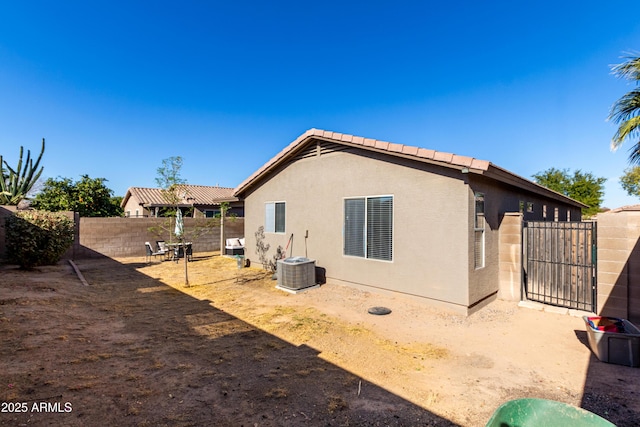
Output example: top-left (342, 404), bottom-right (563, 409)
top-left (612, 115), bottom-right (640, 151)
top-left (608, 89), bottom-right (640, 123)
top-left (611, 53), bottom-right (640, 81)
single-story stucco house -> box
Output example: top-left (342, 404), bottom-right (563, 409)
top-left (122, 185), bottom-right (244, 218)
top-left (234, 129), bottom-right (586, 314)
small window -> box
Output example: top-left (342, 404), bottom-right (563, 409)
top-left (543, 205), bottom-right (547, 220)
top-left (474, 193), bottom-right (485, 269)
top-left (204, 210), bottom-right (219, 218)
top-left (265, 202), bottom-right (286, 233)
top-left (526, 202), bottom-right (534, 213)
top-left (567, 210), bottom-right (571, 221)
top-left (344, 196), bottom-right (393, 261)
top-left (519, 201), bottom-right (524, 213)
top-left (554, 207), bottom-right (559, 222)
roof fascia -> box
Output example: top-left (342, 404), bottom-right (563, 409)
top-left (234, 135), bottom-right (484, 196)
top-left (483, 164), bottom-right (588, 208)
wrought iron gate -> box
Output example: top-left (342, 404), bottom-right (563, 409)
top-left (522, 221), bottom-right (597, 312)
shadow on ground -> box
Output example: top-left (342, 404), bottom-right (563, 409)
top-left (0, 254), bottom-right (457, 426)
top-left (574, 329), bottom-right (640, 425)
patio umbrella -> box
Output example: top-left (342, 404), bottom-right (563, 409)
top-left (175, 208), bottom-right (184, 239)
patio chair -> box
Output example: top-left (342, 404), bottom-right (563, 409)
top-left (225, 238), bottom-right (245, 255)
top-left (156, 240), bottom-right (170, 260)
top-left (185, 243), bottom-right (193, 261)
top-left (145, 242), bottom-right (163, 263)
top-left (173, 243), bottom-right (193, 263)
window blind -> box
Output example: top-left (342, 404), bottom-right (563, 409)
top-left (367, 196), bottom-right (393, 261)
top-left (344, 196), bottom-right (392, 261)
top-left (344, 198), bottom-right (365, 257)
top-left (275, 202), bottom-right (285, 233)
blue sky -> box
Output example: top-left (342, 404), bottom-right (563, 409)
top-left (1, 1), bottom-right (639, 208)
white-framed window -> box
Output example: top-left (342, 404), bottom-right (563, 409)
top-left (344, 195), bottom-right (393, 261)
top-left (474, 192), bottom-right (485, 269)
top-left (265, 202), bottom-right (286, 233)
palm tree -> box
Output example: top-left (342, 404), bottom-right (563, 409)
top-left (609, 54), bottom-right (640, 164)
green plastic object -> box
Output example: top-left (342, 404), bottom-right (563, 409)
top-left (485, 398), bottom-right (616, 427)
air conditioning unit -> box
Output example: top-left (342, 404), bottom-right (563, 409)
top-left (277, 257), bottom-right (316, 291)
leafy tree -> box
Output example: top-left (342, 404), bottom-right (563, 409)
top-left (0, 139), bottom-right (45, 205)
top-left (620, 166), bottom-right (640, 198)
top-left (532, 168), bottom-right (606, 217)
top-left (609, 54), bottom-right (640, 164)
top-left (32, 175), bottom-right (123, 217)
top-left (153, 156), bottom-right (192, 286)
top-left (151, 156), bottom-right (188, 217)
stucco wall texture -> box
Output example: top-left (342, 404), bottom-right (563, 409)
top-left (244, 148), bottom-right (476, 312)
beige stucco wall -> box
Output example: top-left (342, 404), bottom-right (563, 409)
top-left (123, 195), bottom-right (150, 218)
top-left (243, 147), bottom-right (473, 311)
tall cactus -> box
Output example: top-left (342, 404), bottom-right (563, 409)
top-left (0, 138), bottom-right (45, 205)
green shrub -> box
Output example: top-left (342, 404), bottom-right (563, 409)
top-left (6, 210), bottom-right (74, 268)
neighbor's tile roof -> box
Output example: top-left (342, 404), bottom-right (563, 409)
top-left (233, 128), bottom-right (587, 209)
top-left (123, 185), bottom-right (237, 207)
top-left (607, 204), bottom-right (640, 213)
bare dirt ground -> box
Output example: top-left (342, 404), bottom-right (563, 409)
top-left (1, 253), bottom-right (640, 426)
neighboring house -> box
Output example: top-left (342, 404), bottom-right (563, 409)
top-left (121, 185), bottom-right (244, 218)
top-left (234, 129), bottom-right (586, 315)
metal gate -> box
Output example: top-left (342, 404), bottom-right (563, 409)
top-left (522, 221), bottom-right (597, 312)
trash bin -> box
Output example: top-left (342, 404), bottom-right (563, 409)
top-left (485, 398), bottom-right (615, 427)
top-left (583, 316), bottom-right (640, 367)
top-left (235, 255), bottom-right (245, 269)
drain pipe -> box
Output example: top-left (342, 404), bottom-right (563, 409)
top-left (284, 233), bottom-right (293, 258)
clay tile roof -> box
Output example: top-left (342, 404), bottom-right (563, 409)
top-left (233, 128), bottom-right (585, 209)
top-left (401, 146), bottom-right (419, 156)
top-left (388, 143), bottom-right (404, 153)
top-left (124, 185), bottom-right (237, 207)
top-left (433, 151), bottom-right (454, 163)
top-left (234, 128), bottom-right (492, 196)
top-left (452, 155), bottom-right (473, 167)
top-left (608, 204), bottom-right (640, 213)
top-left (416, 148), bottom-right (436, 159)
top-left (374, 140), bottom-right (390, 150)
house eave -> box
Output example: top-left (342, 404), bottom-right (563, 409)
top-left (233, 128), bottom-right (588, 210)
top-left (482, 164), bottom-right (588, 209)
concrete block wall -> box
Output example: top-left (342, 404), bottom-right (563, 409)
top-left (76, 217), bottom-right (244, 259)
top-left (498, 212), bottom-right (522, 301)
top-left (0, 207), bottom-right (244, 261)
top-left (596, 209), bottom-right (640, 322)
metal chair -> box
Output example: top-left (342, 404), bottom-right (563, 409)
top-left (173, 243), bottom-right (193, 262)
top-left (145, 242), bottom-right (163, 262)
top-left (156, 240), bottom-right (170, 261)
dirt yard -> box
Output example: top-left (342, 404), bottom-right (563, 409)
top-left (1, 253), bottom-right (639, 426)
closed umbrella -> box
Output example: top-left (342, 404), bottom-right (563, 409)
top-left (175, 208), bottom-right (184, 239)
